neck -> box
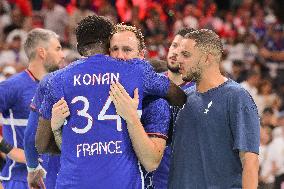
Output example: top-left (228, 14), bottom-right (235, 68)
top-left (27, 59), bottom-right (47, 81)
top-left (167, 71), bottom-right (184, 86)
top-left (196, 68), bottom-right (227, 93)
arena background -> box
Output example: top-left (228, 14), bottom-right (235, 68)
top-left (0, 0), bottom-right (284, 188)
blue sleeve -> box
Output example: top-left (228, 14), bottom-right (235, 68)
top-left (40, 73), bottom-right (64, 120)
top-left (133, 59), bottom-right (170, 97)
top-left (24, 111), bottom-right (40, 168)
top-left (0, 80), bottom-right (17, 112)
top-left (141, 96), bottom-right (170, 139)
top-left (31, 84), bottom-right (44, 112)
top-left (229, 89), bottom-right (260, 154)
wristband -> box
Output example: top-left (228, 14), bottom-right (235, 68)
top-left (0, 138), bottom-right (13, 154)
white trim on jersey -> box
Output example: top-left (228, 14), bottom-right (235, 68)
top-left (0, 117), bottom-right (28, 126)
top-left (0, 109), bottom-right (17, 181)
top-left (138, 161), bottom-right (145, 189)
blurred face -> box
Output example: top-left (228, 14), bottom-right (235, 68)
top-left (167, 35), bottom-right (184, 73)
top-left (110, 30), bottom-right (143, 60)
top-left (178, 38), bottom-right (204, 82)
top-left (43, 37), bottom-right (64, 72)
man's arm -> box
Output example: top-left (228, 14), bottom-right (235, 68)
top-left (259, 48), bottom-right (284, 61)
top-left (0, 136), bottom-right (26, 163)
top-left (240, 151), bottom-right (259, 189)
top-left (166, 81), bottom-right (187, 107)
top-left (36, 117), bottom-right (60, 154)
top-left (139, 59), bottom-right (186, 107)
top-left (110, 82), bottom-right (167, 172)
top-left (50, 98), bottom-right (70, 149)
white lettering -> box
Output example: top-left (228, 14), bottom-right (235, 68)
top-left (108, 141), bottom-right (116, 154)
top-left (93, 73), bottom-right (101, 85)
top-left (77, 144), bottom-right (82, 157)
top-left (76, 140), bottom-right (122, 157)
top-left (102, 73), bottom-right (110, 85)
top-left (83, 143), bottom-right (90, 157)
top-left (83, 74), bottom-right (92, 85)
top-left (74, 74), bottom-right (81, 86)
top-left (116, 141), bottom-right (122, 154)
top-left (111, 73), bottom-right (119, 83)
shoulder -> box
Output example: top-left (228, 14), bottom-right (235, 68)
top-left (143, 96), bottom-right (170, 114)
top-left (0, 71), bottom-right (28, 89)
top-left (224, 80), bottom-right (251, 98)
top-left (184, 85), bottom-right (196, 95)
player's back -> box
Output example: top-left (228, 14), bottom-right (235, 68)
top-left (47, 54), bottom-right (145, 189)
top-left (0, 70), bottom-right (38, 182)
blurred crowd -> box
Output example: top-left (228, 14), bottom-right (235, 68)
top-left (0, 0), bottom-right (284, 188)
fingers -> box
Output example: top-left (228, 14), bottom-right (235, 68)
top-left (110, 82), bottom-right (122, 98)
top-left (39, 178), bottom-right (46, 189)
top-left (134, 88), bottom-right (139, 102)
top-left (53, 101), bottom-right (70, 118)
top-left (52, 98), bottom-right (66, 108)
top-left (109, 89), bottom-right (119, 106)
top-left (116, 82), bottom-right (128, 95)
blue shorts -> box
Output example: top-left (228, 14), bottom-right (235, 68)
top-left (2, 180), bottom-right (28, 189)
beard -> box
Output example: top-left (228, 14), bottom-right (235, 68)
top-left (182, 66), bottom-right (202, 83)
top-left (167, 62), bottom-right (180, 73)
top-left (44, 60), bottom-right (60, 73)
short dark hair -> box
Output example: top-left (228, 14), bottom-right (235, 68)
top-left (185, 29), bottom-right (223, 61)
top-left (176, 28), bottom-right (195, 37)
top-left (76, 15), bottom-right (114, 55)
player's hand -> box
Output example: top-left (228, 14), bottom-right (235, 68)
top-left (51, 98), bottom-right (70, 131)
top-left (109, 82), bottom-right (139, 121)
top-left (27, 168), bottom-right (46, 189)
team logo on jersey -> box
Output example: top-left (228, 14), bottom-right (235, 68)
top-left (204, 101), bottom-right (213, 114)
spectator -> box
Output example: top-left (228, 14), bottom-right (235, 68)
top-left (41, 0), bottom-right (69, 43)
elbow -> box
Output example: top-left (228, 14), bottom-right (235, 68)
top-left (143, 160), bottom-right (160, 172)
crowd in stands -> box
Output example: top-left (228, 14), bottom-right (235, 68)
top-left (0, 0), bottom-right (284, 188)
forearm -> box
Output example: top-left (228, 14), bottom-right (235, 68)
top-left (8, 148), bottom-right (26, 163)
top-left (270, 51), bottom-right (284, 61)
top-left (126, 114), bottom-right (165, 172)
top-left (36, 117), bottom-right (60, 154)
top-left (0, 136), bottom-right (26, 163)
top-left (241, 152), bottom-right (259, 189)
top-left (24, 111), bottom-right (40, 167)
top-left (166, 81), bottom-right (186, 107)
top-left (52, 129), bottom-right (62, 150)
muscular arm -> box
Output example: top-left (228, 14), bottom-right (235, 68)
top-left (125, 114), bottom-right (166, 172)
top-left (36, 117), bottom-right (60, 154)
top-left (7, 148), bottom-right (26, 163)
top-left (0, 135), bottom-right (26, 163)
top-left (240, 151), bottom-right (259, 189)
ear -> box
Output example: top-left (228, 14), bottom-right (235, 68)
top-left (138, 50), bottom-right (145, 59)
top-left (206, 53), bottom-right (216, 66)
top-left (37, 47), bottom-right (46, 59)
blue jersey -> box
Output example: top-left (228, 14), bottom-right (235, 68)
top-left (140, 96), bottom-right (171, 189)
top-left (152, 81), bottom-right (194, 189)
top-left (24, 73), bottom-right (60, 189)
top-left (168, 79), bottom-right (260, 189)
top-left (0, 70), bottom-right (38, 182)
top-left (40, 54), bottom-right (170, 189)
